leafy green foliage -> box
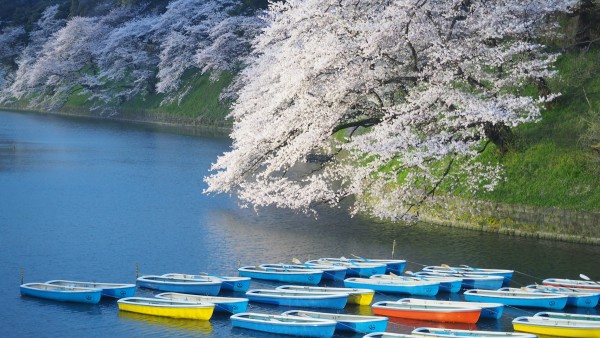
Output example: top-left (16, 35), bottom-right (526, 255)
top-left (458, 49), bottom-right (600, 211)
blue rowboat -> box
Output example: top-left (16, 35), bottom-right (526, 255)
top-left (422, 265), bottom-right (513, 286)
top-left (372, 274), bottom-right (462, 293)
top-left (290, 261), bottom-right (348, 281)
top-left (347, 255), bottom-right (407, 275)
top-left (275, 285), bottom-right (375, 305)
top-left (45, 280), bottom-right (135, 299)
top-left (20, 282), bottom-right (102, 304)
top-left (155, 292), bottom-right (248, 314)
top-left (396, 298), bottom-right (504, 320)
top-left (238, 265), bottom-right (322, 285)
top-left (261, 263), bottom-right (346, 282)
top-left (306, 258), bottom-right (387, 277)
top-left (411, 327), bottom-right (537, 337)
top-left (282, 309), bottom-right (388, 333)
top-left (416, 271), bottom-right (504, 290)
top-left (161, 273), bottom-right (251, 292)
top-left (230, 312), bottom-right (336, 337)
top-left (463, 289), bottom-right (568, 310)
top-left (524, 284), bottom-right (600, 308)
top-left (136, 275), bottom-right (221, 296)
top-left (245, 289), bottom-right (348, 309)
top-left (344, 277), bottom-right (439, 296)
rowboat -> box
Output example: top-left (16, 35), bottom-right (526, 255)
top-left (411, 327), bottom-right (537, 337)
top-left (275, 285), bottom-right (375, 305)
top-left (282, 309), bottom-right (388, 333)
top-left (416, 271), bottom-right (504, 290)
top-left (372, 274), bottom-right (462, 293)
top-left (155, 292), bottom-right (248, 314)
top-left (161, 273), bottom-right (251, 292)
top-left (136, 275), bottom-right (221, 296)
top-left (246, 289), bottom-right (348, 309)
top-left (261, 263), bottom-right (346, 282)
top-left (45, 280), bottom-right (135, 299)
top-left (543, 277), bottom-right (600, 291)
top-left (512, 315), bottom-right (600, 337)
top-left (117, 297), bottom-right (214, 320)
top-left (306, 258), bottom-right (387, 277)
top-left (463, 289), bottom-right (568, 309)
top-left (396, 298), bottom-right (504, 320)
top-left (344, 277), bottom-right (439, 296)
top-left (422, 265), bottom-right (513, 285)
top-left (372, 301), bottom-right (481, 324)
top-left (230, 312), bottom-right (337, 337)
top-left (522, 284), bottom-right (600, 308)
top-left (534, 311), bottom-right (600, 322)
top-left (238, 265), bottom-right (322, 285)
top-left (292, 262), bottom-right (348, 281)
top-left (20, 282), bottom-right (102, 304)
top-left (345, 256), bottom-right (407, 274)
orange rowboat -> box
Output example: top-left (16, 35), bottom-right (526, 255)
top-left (372, 301), bottom-right (481, 324)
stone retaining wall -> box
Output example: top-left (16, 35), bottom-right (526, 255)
top-left (418, 197), bottom-right (600, 245)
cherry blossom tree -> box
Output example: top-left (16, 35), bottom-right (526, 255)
top-left (205, 0), bottom-right (578, 220)
top-left (2, 5), bottom-right (64, 102)
top-left (0, 25), bottom-right (25, 88)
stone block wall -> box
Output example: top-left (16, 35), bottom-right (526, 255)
top-left (417, 197), bottom-right (600, 245)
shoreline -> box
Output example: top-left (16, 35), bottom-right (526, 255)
top-left (3, 107), bottom-right (598, 246)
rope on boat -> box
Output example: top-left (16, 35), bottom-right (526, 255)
top-left (513, 270), bottom-right (546, 282)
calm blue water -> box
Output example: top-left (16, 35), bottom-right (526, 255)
top-left (0, 110), bottom-right (598, 337)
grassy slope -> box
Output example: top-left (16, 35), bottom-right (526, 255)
top-left (469, 48), bottom-right (600, 211)
top-left (62, 70), bottom-right (233, 122)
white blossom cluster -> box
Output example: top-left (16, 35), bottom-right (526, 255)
top-left (205, 0), bottom-right (577, 220)
top-left (0, 0), bottom-right (265, 109)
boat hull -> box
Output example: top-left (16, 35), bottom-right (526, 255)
top-left (423, 266), bottom-right (513, 286)
top-left (543, 278), bottom-right (600, 291)
top-left (155, 292), bottom-right (249, 314)
top-left (46, 280), bottom-right (135, 299)
top-left (220, 278), bottom-right (251, 292)
top-left (136, 276), bottom-right (221, 296)
top-left (238, 266), bottom-right (322, 285)
top-left (464, 290), bottom-right (568, 310)
top-left (117, 297), bottom-right (214, 320)
top-left (275, 285), bottom-right (374, 305)
top-left (344, 278), bottom-right (439, 296)
top-left (20, 283), bottom-right (102, 304)
top-left (372, 301), bottom-right (481, 324)
top-left (231, 313), bottom-right (336, 337)
top-left (513, 317), bottom-right (600, 338)
top-left (246, 290), bottom-right (348, 309)
top-left (282, 310), bottom-right (388, 333)
top-left (398, 298), bottom-right (504, 320)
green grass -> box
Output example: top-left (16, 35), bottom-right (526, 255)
top-left (120, 70), bottom-right (233, 120)
top-left (60, 69), bottom-right (233, 123)
top-left (463, 48), bottom-right (600, 211)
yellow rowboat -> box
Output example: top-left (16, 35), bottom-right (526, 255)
top-left (117, 297), bottom-right (214, 320)
top-left (512, 315), bottom-right (600, 337)
top-left (275, 285), bottom-right (375, 305)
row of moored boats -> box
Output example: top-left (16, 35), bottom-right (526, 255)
top-left (20, 257), bottom-right (600, 337)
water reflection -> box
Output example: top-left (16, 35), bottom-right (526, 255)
top-left (118, 311), bottom-right (213, 336)
top-left (20, 296), bottom-right (103, 315)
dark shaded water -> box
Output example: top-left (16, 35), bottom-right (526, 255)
top-left (0, 110), bottom-right (598, 337)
